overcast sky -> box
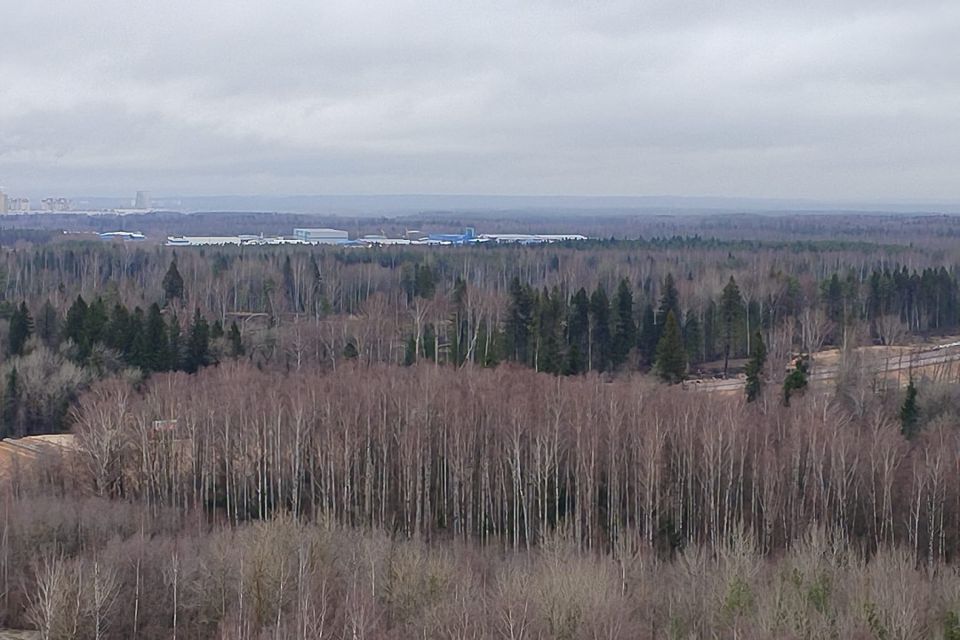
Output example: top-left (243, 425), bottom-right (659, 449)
top-left (1, 0), bottom-right (959, 201)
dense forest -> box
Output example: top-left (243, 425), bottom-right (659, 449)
top-left (3, 213), bottom-right (960, 638)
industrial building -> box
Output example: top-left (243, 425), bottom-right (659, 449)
top-left (293, 228), bottom-right (349, 244)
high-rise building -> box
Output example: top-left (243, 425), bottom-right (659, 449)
top-left (135, 191), bottom-right (151, 209)
top-left (0, 189), bottom-right (7, 214)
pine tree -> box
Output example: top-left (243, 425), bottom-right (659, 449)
top-left (566, 288), bottom-right (590, 373)
top-left (450, 278), bottom-right (469, 366)
top-left (900, 377), bottom-right (920, 438)
top-left (611, 278), bottom-right (636, 367)
top-left (589, 286), bottom-right (612, 372)
top-left (343, 339), bottom-right (359, 360)
top-left (145, 303), bottom-right (170, 372)
top-left (655, 311), bottom-right (686, 383)
top-left (168, 315), bottom-right (183, 371)
top-left (282, 255), bottom-right (300, 311)
top-left (657, 273), bottom-right (681, 328)
top-left (162, 259), bottom-right (185, 302)
top-left (106, 304), bottom-right (133, 355)
top-left (505, 277), bottom-right (535, 365)
top-left (403, 335), bottom-right (417, 366)
top-left (63, 295), bottom-right (89, 356)
top-left (35, 300), bottom-right (59, 348)
top-left (637, 303), bottom-right (658, 367)
top-left (720, 276), bottom-right (744, 377)
top-left (744, 330), bottom-right (767, 402)
top-left (185, 308), bottom-right (211, 373)
top-left (7, 302), bottom-right (33, 357)
top-left (683, 311), bottom-right (703, 365)
top-left (413, 264), bottom-right (436, 299)
top-left (228, 321), bottom-right (244, 357)
top-left (783, 358), bottom-right (809, 406)
top-left (536, 287), bottom-right (564, 374)
top-left (84, 297), bottom-right (108, 347)
top-left (210, 319), bottom-right (224, 340)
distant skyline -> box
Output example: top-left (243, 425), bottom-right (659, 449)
top-left (2, 1), bottom-right (960, 201)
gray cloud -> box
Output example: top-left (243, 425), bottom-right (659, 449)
top-left (1, 0), bottom-right (959, 201)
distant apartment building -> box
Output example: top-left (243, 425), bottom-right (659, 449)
top-left (293, 228), bottom-right (349, 244)
top-left (41, 197), bottom-right (71, 212)
top-left (9, 198), bottom-right (30, 212)
top-left (0, 190), bottom-right (7, 214)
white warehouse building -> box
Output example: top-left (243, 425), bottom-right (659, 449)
top-left (294, 228), bottom-right (349, 244)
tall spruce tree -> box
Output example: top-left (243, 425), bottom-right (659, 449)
top-left (589, 286), bottom-right (612, 372)
top-left (720, 276), bottom-right (744, 377)
top-left (900, 378), bottom-right (920, 438)
top-left (35, 300), bottom-right (58, 348)
top-left (163, 259), bottom-right (185, 302)
top-left (655, 311), bottom-right (686, 383)
top-left (566, 288), bottom-right (590, 374)
top-left (637, 303), bottom-right (658, 367)
top-left (744, 330), bottom-right (767, 402)
top-left (783, 358), bottom-right (809, 406)
top-left (505, 277), bottom-right (535, 365)
top-left (612, 279), bottom-right (636, 367)
top-left (657, 273), bottom-right (681, 328)
top-left (227, 321), bottom-right (244, 357)
top-left (145, 303), bottom-right (170, 372)
top-left (683, 311), bottom-right (703, 365)
top-left (185, 308), bottom-right (211, 373)
top-left (7, 302), bottom-right (33, 357)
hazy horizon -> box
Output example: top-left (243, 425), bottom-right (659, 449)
top-left (2, 1), bottom-right (960, 202)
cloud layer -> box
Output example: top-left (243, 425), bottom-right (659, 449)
top-left (1, 0), bottom-right (959, 200)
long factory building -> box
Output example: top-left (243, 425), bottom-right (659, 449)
top-left (160, 228), bottom-right (588, 247)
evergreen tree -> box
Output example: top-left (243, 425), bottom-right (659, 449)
top-left (450, 278), bottom-right (469, 366)
top-left (657, 273), bottom-right (681, 328)
top-left (783, 358), bottom-right (809, 406)
top-left (1, 367), bottom-right (19, 438)
top-left (413, 264), bottom-right (436, 299)
top-left (505, 277), bottom-right (535, 365)
top-left (35, 300), bottom-right (59, 348)
top-left (422, 323), bottom-right (437, 362)
top-left (744, 330), bottom-right (767, 403)
top-left (128, 307), bottom-right (148, 370)
top-left (655, 311), bottom-right (686, 383)
top-left (63, 295), bottom-right (89, 355)
top-left (536, 287), bottom-right (564, 374)
top-left (106, 304), bottom-right (133, 355)
top-left (168, 315), bottom-right (183, 371)
top-left (84, 297), bottom-right (109, 347)
top-left (589, 286), bottom-right (612, 372)
top-left (343, 339), bottom-right (359, 360)
top-left (566, 288), bottom-right (590, 373)
top-left (185, 308), bottom-right (211, 373)
top-left (282, 255), bottom-right (301, 311)
top-left (403, 335), bottom-right (417, 366)
top-left (720, 276), bottom-right (744, 377)
top-left (145, 303), bottom-right (170, 372)
top-left (163, 259), bottom-right (185, 302)
top-left (210, 319), bottom-right (224, 340)
top-left (611, 279), bottom-right (636, 367)
top-left (637, 303), bottom-right (658, 367)
top-left (900, 377), bottom-right (920, 438)
top-left (7, 302), bottom-right (33, 357)
top-left (703, 299), bottom-right (718, 361)
top-left (682, 311), bottom-right (703, 365)
top-left (227, 321), bottom-right (244, 357)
